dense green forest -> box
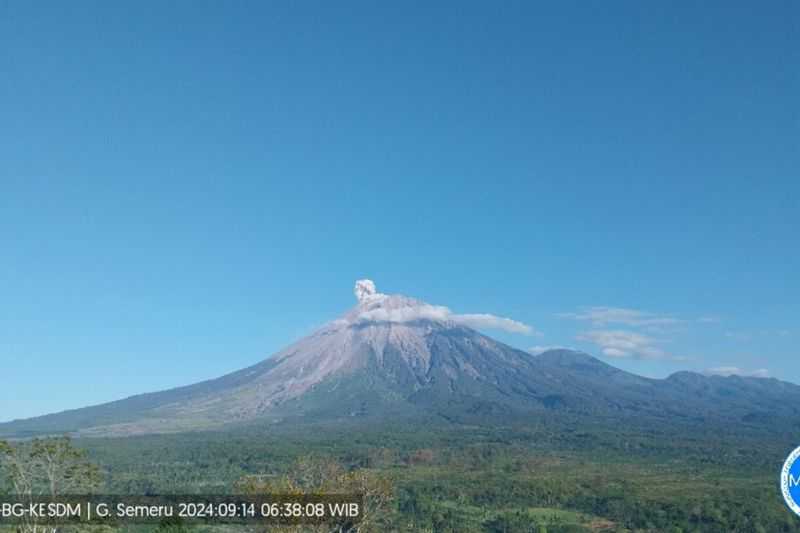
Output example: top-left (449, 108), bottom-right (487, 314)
top-left (3, 417), bottom-right (797, 532)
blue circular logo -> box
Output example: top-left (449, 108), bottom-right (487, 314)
top-left (782, 445), bottom-right (800, 517)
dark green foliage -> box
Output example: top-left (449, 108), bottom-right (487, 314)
top-left (68, 419), bottom-right (800, 532)
top-left (154, 516), bottom-right (191, 533)
top-left (0, 436), bottom-right (103, 496)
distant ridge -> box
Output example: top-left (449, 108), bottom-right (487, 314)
top-left (2, 282), bottom-right (798, 438)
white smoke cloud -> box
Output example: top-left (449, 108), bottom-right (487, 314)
top-left (350, 280), bottom-right (538, 335)
top-left (354, 279), bottom-right (381, 303)
top-left (703, 366), bottom-right (770, 378)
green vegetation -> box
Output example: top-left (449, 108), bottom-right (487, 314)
top-left (0, 437), bottom-right (102, 497)
top-left (2, 421), bottom-right (799, 532)
top-left (0, 437), bottom-right (103, 533)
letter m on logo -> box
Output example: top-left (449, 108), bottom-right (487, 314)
top-left (791, 474), bottom-right (800, 488)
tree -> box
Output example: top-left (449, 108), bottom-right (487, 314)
top-left (236, 455), bottom-right (394, 533)
top-left (0, 437), bottom-right (103, 533)
top-left (0, 437), bottom-right (102, 497)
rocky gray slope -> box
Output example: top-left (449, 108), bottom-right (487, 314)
top-left (2, 281), bottom-right (798, 438)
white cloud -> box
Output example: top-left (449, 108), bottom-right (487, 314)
top-left (454, 313), bottom-right (537, 335)
top-left (703, 366), bottom-right (770, 378)
top-left (576, 329), bottom-right (677, 360)
top-left (350, 280), bottom-right (538, 335)
top-left (558, 306), bottom-right (683, 328)
top-left (529, 345), bottom-right (568, 355)
top-left (561, 306), bottom-right (699, 362)
top-left (357, 303), bottom-right (450, 324)
top-left (358, 305), bottom-right (538, 335)
top-left (724, 329), bottom-right (792, 341)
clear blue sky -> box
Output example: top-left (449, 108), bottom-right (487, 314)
top-left (1, 1), bottom-right (797, 422)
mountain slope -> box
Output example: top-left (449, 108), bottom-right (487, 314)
top-left (2, 282), bottom-right (798, 438)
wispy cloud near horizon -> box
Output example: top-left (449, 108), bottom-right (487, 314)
top-left (528, 345), bottom-right (569, 355)
top-left (558, 306), bottom-right (683, 328)
top-left (576, 329), bottom-right (685, 361)
top-left (561, 305), bottom-right (698, 362)
top-left (703, 366), bottom-right (770, 378)
top-left (455, 313), bottom-right (538, 335)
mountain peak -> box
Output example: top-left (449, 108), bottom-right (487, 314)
top-left (337, 280), bottom-right (452, 330)
top-left (5, 281), bottom-right (797, 439)
top-left (341, 280), bottom-right (534, 336)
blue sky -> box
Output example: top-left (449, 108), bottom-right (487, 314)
top-left (1, 1), bottom-right (797, 422)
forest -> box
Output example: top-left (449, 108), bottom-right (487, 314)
top-left (2, 417), bottom-right (799, 532)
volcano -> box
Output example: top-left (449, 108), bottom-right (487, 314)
top-left (2, 281), bottom-right (798, 438)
